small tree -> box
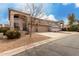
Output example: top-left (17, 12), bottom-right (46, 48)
top-left (23, 3), bottom-right (45, 39)
top-left (76, 20), bottom-right (79, 30)
top-left (68, 13), bottom-right (75, 30)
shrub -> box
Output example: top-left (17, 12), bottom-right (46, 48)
top-left (62, 25), bottom-right (79, 31)
top-left (70, 25), bottom-right (78, 31)
top-left (15, 31), bottom-right (21, 38)
top-left (0, 28), bottom-right (3, 33)
top-left (0, 27), bottom-right (9, 35)
top-left (6, 30), bottom-right (21, 39)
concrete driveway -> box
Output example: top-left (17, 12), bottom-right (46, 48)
top-left (15, 32), bottom-right (79, 56)
top-left (37, 32), bottom-right (77, 39)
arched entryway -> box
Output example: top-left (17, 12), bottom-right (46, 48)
top-left (14, 14), bottom-right (28, 31)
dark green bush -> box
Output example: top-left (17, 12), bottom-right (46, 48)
top-left (62, 25), bottom-right (79, 31)
top-left (0, 28), bottom-right (3, 33)
top-left (0, 27), bottom-right (9, 35)
top-left (6, 30), bottom-right (21, 39)
top-left (70, 25), bottom-right (78, 31)
top-left (67, 25), bottom-right (79, 31)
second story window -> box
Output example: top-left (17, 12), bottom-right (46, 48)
top-left (14, 14), bottom-right (19, 18)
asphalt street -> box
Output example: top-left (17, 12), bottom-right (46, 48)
top-left (15, 33), bottom-right (79, 56)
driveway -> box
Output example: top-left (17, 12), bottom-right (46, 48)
top-left (15, 32), bottom-right (79, 56)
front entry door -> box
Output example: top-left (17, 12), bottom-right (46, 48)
top-left (23, 23), bottom-right (27, 31)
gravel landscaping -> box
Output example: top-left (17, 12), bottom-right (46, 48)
top-left (0, 33), bottom-right (49, 53)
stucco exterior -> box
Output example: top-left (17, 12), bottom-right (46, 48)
top-left (9, 9), bottom-right (64, 32)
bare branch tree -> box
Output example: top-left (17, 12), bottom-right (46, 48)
top-left (23, 3), bottom-right (45, 39)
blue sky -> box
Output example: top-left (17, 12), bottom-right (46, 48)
top-left (0, 3), bottom-right (79, 24)
top-left (45, 3), bottom-right (79, 24)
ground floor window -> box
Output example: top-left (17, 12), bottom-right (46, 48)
top-left (14, 23), bottom-right (20, 30)
top-left (23, 23), bottom-right (27, 31)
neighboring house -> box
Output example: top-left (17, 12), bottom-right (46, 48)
top-left (0, 24), bottom-right (9, 28)
top-left (3, 24), bottom-right (10, 27)
top-left (48, 21), bottom-right (64, 32)
top-left (0, 24), bottom-right (3, 28)
top-left (8, 8), bottom-right (64, 32)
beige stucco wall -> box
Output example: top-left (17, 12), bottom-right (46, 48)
top-left (9, 9), bottom-right (30, 30)
top-left (9, 9), bottom-right (64, 32)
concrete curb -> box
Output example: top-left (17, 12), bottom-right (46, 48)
top-left (0, 38), bottom-right (54, 56)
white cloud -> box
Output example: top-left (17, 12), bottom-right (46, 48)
top-left (75, 3), bottom-right (79, 7)
top-left (47, 15), bottom-right (57, 21)
top-left (14, 4), bottom-right (57, 21)
top-left (13, 3), bottom-right (26, 11)
top-left (40, 14), bottom-right (57, 21)
top-left (62, 3), bottom-right (69, 5)
top-left (63, 18), bottom-right (68, 25)
top-left (62, 3), bottom-right (79, 8)
top-left (40, 15), bottom-right (48, 19)
top-left (13, 3), bottom-right (31, 13)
